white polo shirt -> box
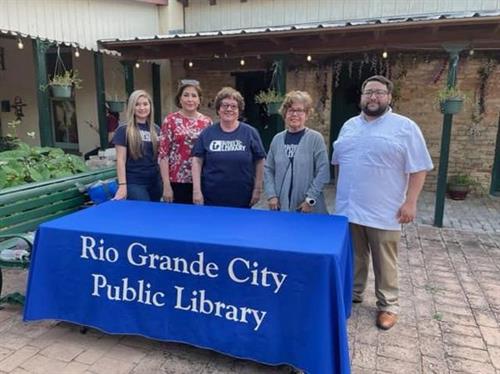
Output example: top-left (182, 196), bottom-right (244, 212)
top-left (331, 110), bottom-right (433, 230)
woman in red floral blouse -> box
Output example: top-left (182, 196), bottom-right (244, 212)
top-left (159, 81), bottom-right (212, 203)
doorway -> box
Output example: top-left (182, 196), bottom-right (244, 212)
top-left (329, 63), bottom-right (372, 176)
top-left (234, 71), bottom-right (277, 151)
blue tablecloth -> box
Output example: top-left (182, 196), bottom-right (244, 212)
top-left (24, 201), bottom-right (352, 373)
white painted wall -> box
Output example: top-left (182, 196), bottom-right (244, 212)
top-left (0, 38), bottom-right (39, 146)
top-left (184, 0), bottom-right (500, 32)
top-left (0, 36), bottom-right (157, 155)
top-left (0, 0), bottom-right (160, 50)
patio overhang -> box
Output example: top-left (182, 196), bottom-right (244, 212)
top-left (98, 12), bottom-right (500, 60)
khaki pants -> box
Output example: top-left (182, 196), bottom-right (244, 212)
top-left (350, 223), bottom-right (401, 314)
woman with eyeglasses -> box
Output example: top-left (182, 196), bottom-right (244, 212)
top-left (112, 90), bottom-right (162, 201)
top-left (158, 80), bottom-right (212, 204)
top-left (264, 90), bottom-right (330, 213)
top-left (191, 87), bottom-right (266, 208)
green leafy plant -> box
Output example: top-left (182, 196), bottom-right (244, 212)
top-left (436, 86), bottom-right (466, 103)
top-left (40, 70), bottom-right (83, 92)
top-left (49, 69), bottom-right (83, 88)
top-left (0, 142), bottom-right (87, 189)
top-left (254, 89), bottom-right (285, 104)
top-left (0, 136), bottom-right (20, 152)
top-left (448, 173), bottom-right (476, 187)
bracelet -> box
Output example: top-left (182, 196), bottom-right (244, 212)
top-left (118, 183), bottom-right (127, 185)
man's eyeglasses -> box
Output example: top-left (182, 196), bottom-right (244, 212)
top-left (362, 90), bottom-right (389, 98)
top-left (220, 103), bottom-right (239, 111)
top-left (287, 108), bottom-right (306, 115)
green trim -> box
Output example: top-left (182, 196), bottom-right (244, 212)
top-left (94, 52), bottom-right (108, 148)
top-left (434, 49), bottom-right (461, 227)
top-left (32, 39), bottom-right (54, 147)
top-left (122, 61), bottom-right (134, 98)
top-left (152, 63), bottom-right (162, 125)
top-left (270, 57), bottom-right (286, 132)
top-left (490, 117), bottom-right (500, 195)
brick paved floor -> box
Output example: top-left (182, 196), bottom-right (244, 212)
top-left (1, 190), bottom-right (499, 373)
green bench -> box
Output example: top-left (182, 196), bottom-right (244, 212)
top-left (0, 167), bottom-right (116, 305)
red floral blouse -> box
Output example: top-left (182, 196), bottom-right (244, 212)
top-left (159, 111), bottom-right (212, 183)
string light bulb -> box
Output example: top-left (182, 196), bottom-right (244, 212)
top-left (382, 50), bottom-right (388, 59)
top-left (306, 55), bottom-right (312, 62)
top-left (135, 62), bottom-right (140, 69)
top-left (74, 48), bottom-right (80, 58)
top-left (17, 38), bottom-right (24, 50)
top-left (469, 49), bottom-right (475, 56)
top-left (240, 58), bottom-right (245, 66)
top-left (188, 61), bottom-right (194, 68)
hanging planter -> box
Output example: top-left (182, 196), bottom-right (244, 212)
top-left (51, 84), bottom-right (73, 99)
top-left (440, 98), bottom-right (463, 115)
top-left (255, 89), bottom-right (285, 116)
top-left (436, 86), bottom-right (466, 115)
top-left (42, 47), bottom-right (83, 99)
top-left (266, 101), bottom-right (283, 115)
top-left (106, 100), bottom-right (126, 113)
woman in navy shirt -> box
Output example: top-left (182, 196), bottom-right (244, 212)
top-left (112, 90), bottom-right (162, 201)
top-left (192, 87), bottom-right (266, 208)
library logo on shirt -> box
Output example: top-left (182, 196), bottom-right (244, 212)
top-left (139, 130), bottom-right (151, 142)
top-left (209, 140), bottom-right (246, 152)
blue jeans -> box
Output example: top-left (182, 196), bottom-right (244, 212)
top-left (127, 177), bottom-right (162, 202)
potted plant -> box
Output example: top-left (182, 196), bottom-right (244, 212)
top-left (105, 67), bottom-right (127, 113)
top-left (255, 89), bottom-right (285, 115)
top-left (106, 94), bottom-right (127, 113)
top-left (447, 174), bottom-right (476, 200)
top-left (48, 70), bottom-right (83, 99)
top-left (437, 86), bottom-right (466, 115)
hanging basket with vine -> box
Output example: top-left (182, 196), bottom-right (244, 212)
top-left (42, 46), bottom-right (83, 99)
top-left (255, 89), bottom-right (284, 115)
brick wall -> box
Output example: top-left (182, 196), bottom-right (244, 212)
top-left (167, 55), bottom-right (499, 192)
top-left (395, 56), bottom-right (499, 191)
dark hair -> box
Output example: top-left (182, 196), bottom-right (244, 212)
top-left (361, 75), bottom-right (394, 93)
top-left (175, 82), bottom-right (203, 108)
top-left (214, 87), bottom-right (245, 112)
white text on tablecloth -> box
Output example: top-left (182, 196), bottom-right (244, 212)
top-left (78, 235), bottom-right (289, 331)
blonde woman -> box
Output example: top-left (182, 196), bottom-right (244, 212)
top-left (112, 90), bottom-right (162, 201)
top-left (264, 90), bottom-right (330, 213)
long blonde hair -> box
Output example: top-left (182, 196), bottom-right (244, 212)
top-left (125, 90), bottom-right (157, 160)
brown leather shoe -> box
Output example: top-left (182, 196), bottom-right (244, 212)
top-left (376, 311), bottom-right (398, 330)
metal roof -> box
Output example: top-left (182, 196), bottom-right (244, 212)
top-left (99, 10), bottom-right (500, 44)
top-left (0, 28), bottom-right (118, 55)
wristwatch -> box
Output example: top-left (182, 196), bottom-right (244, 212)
top-left (305, 197), bottom-right (316, 206)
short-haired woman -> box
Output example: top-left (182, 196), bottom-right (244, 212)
top-left (192, 87), bottom-right (266, 208)
top-left (159, 80), bottom-right (211, 204)
top-left (112, 90), bottom-right (162, 201)
top-left (264, 90), bottom-right (330, 213)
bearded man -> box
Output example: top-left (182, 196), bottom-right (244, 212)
top-left (331, 75), bottom-right (433, 330)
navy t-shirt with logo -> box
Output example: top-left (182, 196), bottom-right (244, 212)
top-left (112, 123), bottom-right (160, 185)
top-left (192, 122), bottom-right (266, 207)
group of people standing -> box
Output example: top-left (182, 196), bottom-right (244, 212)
top-left (111, 75), bottom-right (433, 331)
top-left (112, 81), bottom-right (328, 213)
